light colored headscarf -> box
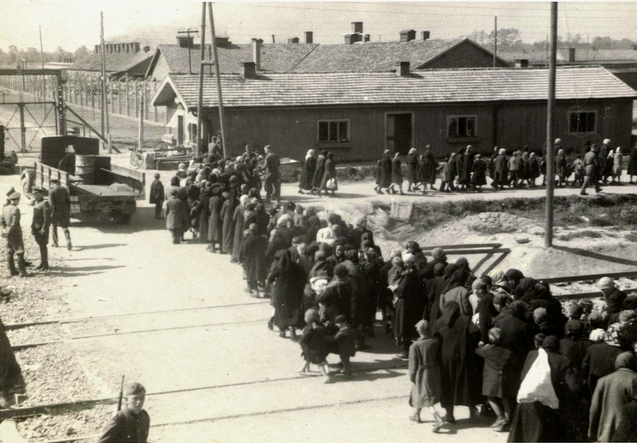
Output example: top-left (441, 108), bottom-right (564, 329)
top-left (305, 149), bottom-right (315, 160)
top-left (240, 195), bottom-right (249, 206)
top-left (408, 148), bottom-right (417, 155)
top-left (604, 323), bottom-right (623, 347)
top-left (431, 247), bottom-right (446, 260)
top-left (499, 148), bottom-right (506, 155)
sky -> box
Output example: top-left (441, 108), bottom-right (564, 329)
top-left (2, 1), bottom-right (637, 52)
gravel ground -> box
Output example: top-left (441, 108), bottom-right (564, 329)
top-left (16, 404), bottom-right (111, 442)
top-left (6, 324), bottom-right (65, 347)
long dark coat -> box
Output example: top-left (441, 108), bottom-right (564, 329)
top-left (582, 343), bottom-right (624, 394)
top-left (300, 156), bottom-right (316, 190)
top-left (471, 158), bottom-right (487, 186)
top-left (559, 337), bottom-right (591, 373)
top-left (391, 157), bottom-right (403, 184)
top-left (221, 199), bottom-right (235, 253)
top-left (393, 268), bottom-right (426, 342)
top-left (196, 188), bottom-right (211, 244)
top-left (379, 155), bottom-right (392, 188)
top-left (231, 205), bottom-right (245, 262)
top-left (508, 349), bottom-right (581, 443)
top-left (165, 197), bottom-right (190, 231)
top-left (312, 154), bottom-right (326, 189)
top-left (405, 153), bottom-right (418, 184)
top-left (317, 278), bottom-right (354, 324)
top-left (149, 179), bottom-right (165, 204)
top-left (476, 344), bottom-right (515, 398)
top-left (207, 195), bottom-right (223, 243)
top-left (628, 147), bottom-right (637, 175)
top-left (0, 318), bottom-right (22, 396)
top-left (320, 158), bottom-right (337, 191)
top-left (454, 152), bottom-right (464, 181)
top-left (433, 302), bottom-right (482, 409)
top-left (423, 151), bottom-right (438, 184)
top-left (494, 154), bottom-right (508, 184)
top-left (426, 275), bottom-right (445, 329)
top-left (445, 158), bottom-right (456, 183)
top-left (241, 233), bottom-right (268, 283)
top-left (409, 337), bottom-right (442, 408)
top-left (268, 251), bottom-right (307, 329)
top-left (461, 151), bottom-right (475, 184)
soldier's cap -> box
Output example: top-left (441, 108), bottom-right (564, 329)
top-left (124, 381), bottom-right (146, 396)
top-left (33, 187), bottom-right (45, 194)
top-left (7, 190), bottom-right (21, 200)
top-left (6, 187), bottom-right (15, 197)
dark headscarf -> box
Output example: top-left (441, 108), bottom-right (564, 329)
top-left (509, 300), bottom-right (530, 321)
top-left (456, 257), bottom-right (471, 272)
top-left (277, 249), bottom-right (291, 272)
top-left (505, 268), bottom-right (525, 287)
top-left (360, 231), bottom-right (375, 246)
top-left (170, 176), bottom-right (180, 186)
top-left (441, 300), bottom-right (461, 327)
top-left (514, 277), bottom-right (538, 300)
top-left (565, 320), bottom-right (588, 339)
top-left (441, 267), bottom-right (470, 294)
top-left (541, 335), bottom-right (560, 352)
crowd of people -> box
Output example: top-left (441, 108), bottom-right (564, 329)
top-left (374, 139), bottom-right (637, 196)
top-left (155, 153), bottom-right (637, 440)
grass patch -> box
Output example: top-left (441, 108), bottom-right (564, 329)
top-left (557, 230), bottom-right (603, 241)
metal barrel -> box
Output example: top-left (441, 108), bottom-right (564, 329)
top-left (75, 155), bottom-right (97, 184)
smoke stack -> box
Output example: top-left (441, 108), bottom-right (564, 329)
top-left (305, 31), bottom-right (313, 44)
top-left (287, 37), bottom-right (299, 44)
top-left (252, 38), bottom-right (261, 71)
top-left (241, 62), bottom-right (257, 79)
top-left (143, 45), bottom-right (151, 53)
top-left (351, 22), bottom-right (363, 34)
top-left (421, 31), bottom-right (430, 41)
top-left (515, 59), bottom-right (529, 68)
top-left (176, 35), bottom-right (193, 48)
top-left (400, 30), bottom-right (416, 42)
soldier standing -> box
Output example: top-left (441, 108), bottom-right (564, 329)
top-left (98, 381), bottom-right (150, 443)
top-left (31, 187), bottom-right (51, 270)
top-left (48, 179), bottom-right (72, 250)
top-left (1, 188), bottom-right (27, 277)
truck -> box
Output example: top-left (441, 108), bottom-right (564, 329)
top-left (21, 135), bottom-right (145, 224)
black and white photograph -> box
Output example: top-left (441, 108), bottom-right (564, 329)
top-left (1, 1), bottom-right (637, 441)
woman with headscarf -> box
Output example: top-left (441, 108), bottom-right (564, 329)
top-left (415, 154), bottom-right (427, 194)
top-left (267, 249), bottom-right (307, 338)
top-left (422, 147), bottom-right (438, 191)
top-left (504, 269), bottom-right (525, 294)
top-left (426, 263), bottom-right (447, 329)
top-left (220, 179), bottom-right (239, 254)
top-left (444, 152), bottom-right (457, 192)
top-left (405, 241), bottom-right (427, 272)
top-left (454, 147), bottom-right (464, 189)
top-left (612, 147), bottom-right (623, 184)
top-left (317, 263), bottom-right (354, 324)
top-left (231, 195), bottom-right (249, 263)
top-left (583, 325), bottom-right (626, 395)
top-left (422, 248), bottom-right (448, 281)
top-left (388, 152), bottom-right (405, 195)
top-left (326, 242), bottom-right (346, 268)
top-left (494, 300), bottom-right (534, 381)
top-left (508, 336), bottom-right (581, 442)
top-left (299, 149), bottom-right (316, 194)
top-left (433, 300), bottom-right (482, 424)
top-left (405, 148), bottom-right (419, 193)
top-left (241, 223), bottom-right (268, 296)
top-left (628, 144), bottom-right (637, 184)
top-left (461, 145), bottom-right (475, 191)
top-left (559, 319), bottom-right (592, 372)
top-left (493, 148), bottom-right (508, 191)
top-left (455, 257), bottom-right (475, 288)
top-left (393, 255), bottom-right (426, 358)
top-left (207, 187), bottom-right (223, 253)
top-left (440, 265), bottom-right (472, 316)
top-left (196, 182), bottom-right (212, 244)
top-left (378, 149), bottom-right (393, 193)
top-left (318, 152), bottom-right (337, 197)
top-left (589, 352), bottom-right (637, 442)
top-left (312, 150), bottom-right (327, 193)
top-left (471, 154), bottom-right (487, 192)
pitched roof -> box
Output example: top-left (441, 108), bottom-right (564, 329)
top-left (151, 66), bottom-right (636, 110)
top-left (68, 51), bottom-right (153, 73)
top-left (292, 38), bottom-right (469, 72)
top-left (146, 43), bottom-right (318, 76)
top-left (500, 48), bottom-right (637, 64)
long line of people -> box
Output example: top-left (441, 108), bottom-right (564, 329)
top-left (155, 144), bottom-right (637, 441)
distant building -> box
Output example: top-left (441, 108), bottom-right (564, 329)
top-left (67, 42), bottom-right (153, 80)
top-left (151, 65), bottom-right (635, 160)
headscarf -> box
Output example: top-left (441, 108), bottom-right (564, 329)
top-left (568, 303), bottom-right (583, 319)
top-left (541, 335), bottom-right (560, 352)
top-left (441, 300), bottom-right (461, 327)
top-left (239, 194), bottom-right (249, 206)
top-left (277, 249), bottom-right (292, 271)
top-left (604, 323), bottom-right (623, 347)
top-left (431, 247), bottom-right (446, 260)
top-left (514, 277), bottom-right (538, 300)
top-left (456, 257), bottom-right (471, 271)
top-left (509, 300), bottom-right (530, 321)
top-left (433, 262), bottom-right (446, 277)
top-left (305, 149), bottom-right (315, 160)
top-left (441, 267), bottom-right (469, 294)
top-left (565, 320), bottom-right (588, 339)
top-left (505, 268), bottom-right (525, 287)
top-left (615, 352), bottom-right (637, 371)
top-left (488, 269), bottom-right (505, 284)
top-left (597, 277), bottom-right (616, 291)
top-left (408, 148), bottom-right (417, 155)
top-left (534, 333), bottom-right (546, 348)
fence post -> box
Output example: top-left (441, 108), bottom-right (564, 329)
top-left (125, 77), bottom-right (130, 116)
top-left (143, 81), bottom-right (148, 121)
top-left (134, 81), bottom-right (139, 118)
top-left (118, 81), bottom-right (122, 115)
top-left (109, 80), bottom-right (114, 113)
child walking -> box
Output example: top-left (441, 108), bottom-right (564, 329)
top-left (475, 327), bottom-right (515, 432)
top-left (408, 319), bottom-right (444, 432)
top-left (326, 315), bottom-right (356, 379)
top-left (299, 309), bottom-right (331, 383)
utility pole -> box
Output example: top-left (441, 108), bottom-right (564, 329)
top-left (178, 28), bottom-right (199, 75)
top-left (196, 2), bottom-right (206, 157)
top-left (493, 16), bottom-right (498, 68)
top-left (545, 2), bottom-right (558, 248)
top-left (208, 2), bottom-right (228, 158)
top-left (39, 26), bottom-right (46, 112)
top-left (100, 11), bottom-right (108, 141)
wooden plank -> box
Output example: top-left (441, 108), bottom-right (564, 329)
top-left (553, 287), bottom-right (637, 300)
top-left (480, 251), bottom-right (509, 277)
top-left (420, 243), bottom-right (501, 251)
top-left (539, 271), bottom-right (637, 284)
top-left (424, 248), bottom-right (510, 256)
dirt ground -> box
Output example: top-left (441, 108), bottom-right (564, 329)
top-left (2, 162), bottom-right (637, 442)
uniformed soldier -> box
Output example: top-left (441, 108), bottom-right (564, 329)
top-left (98, 381), bottom-right (150, 443)
top-left (48, 179), bottom-right (72, 250)
top-left (31, 187), bottom-right (51, 271)
top-left (1, 188), bottom-right (27, 277)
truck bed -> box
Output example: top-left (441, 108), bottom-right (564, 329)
top-left (73, 184), bottom-right (141, 198)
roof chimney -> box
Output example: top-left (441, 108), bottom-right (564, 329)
top-left (215, 36), bottom-right (231, 47)
top-left (396, 61), bottom-right (410, 77)
top-left (351, 22), bottom-right (363, 34)
top-left (421, 31), bottom-right (430, 41)
top-left (567, 47), bottom-right (576, 62)
top-left (287, 37), bottom-right (299, 44)
top-left (515, 59), bottom-right (529, 68)
top-left (400, 30), bottom-right (416, 42)
top-left (252, 38), bottom-right (261, 71)
top-left (143, 45), bottom-right (151, 53)
top-left (176, 35), bottom-right (193, 48)
top-left (304, 31), bottom-right (313, 44)
top-left (241, 62), bottom-right (257, 79)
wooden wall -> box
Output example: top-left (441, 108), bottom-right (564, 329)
top-left (197, 98), bottom-right (634, 161)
